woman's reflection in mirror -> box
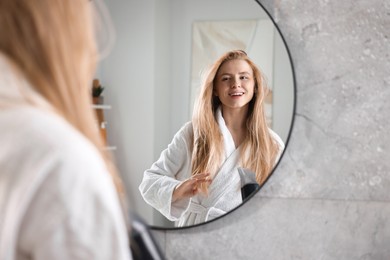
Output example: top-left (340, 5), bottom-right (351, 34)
top-left (139, 50), bottom-right (284, 227)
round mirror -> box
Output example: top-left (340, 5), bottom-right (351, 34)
top-left (97, 0), bottom-right (295, 229)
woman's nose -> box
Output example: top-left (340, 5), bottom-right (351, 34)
top-left (231, 78), bottom-right (241, 88)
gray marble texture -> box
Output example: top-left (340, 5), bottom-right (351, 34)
top-left (151, 0), bottom-right (390, 259)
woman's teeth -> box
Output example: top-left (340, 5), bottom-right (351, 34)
top-left (229, 92), bottom-right (244, 96)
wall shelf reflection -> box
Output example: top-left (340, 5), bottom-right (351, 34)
top-left (92, 104), bottom-right (112, 110)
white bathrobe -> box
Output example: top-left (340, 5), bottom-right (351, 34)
top-left (0, 54), bottom-right (132, 260)
top-left (139, 108), bottom-right (284, 227)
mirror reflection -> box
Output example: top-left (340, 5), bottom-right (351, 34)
top-left (98, 0), bottom-right (294, 229)
top-left (139, 50), bottom-right (285, 227)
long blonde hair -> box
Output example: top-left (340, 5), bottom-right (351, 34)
top-left (191, 50), bottom-right (279, 185)
top-left (0, 0), bottom-right (124, 194)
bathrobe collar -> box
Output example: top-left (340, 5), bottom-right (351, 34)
top-left (216, 106), bottom-right (237, 159)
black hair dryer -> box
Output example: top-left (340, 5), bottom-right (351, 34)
top-left (238, 168), bottom-right (260, 201)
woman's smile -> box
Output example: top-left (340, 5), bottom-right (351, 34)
top-left (229, 91), bottom-right (245, 97)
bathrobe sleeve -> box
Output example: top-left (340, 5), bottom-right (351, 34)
top-left (138, 122), bottom-right (194, 221)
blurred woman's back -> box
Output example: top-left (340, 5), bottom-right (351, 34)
top-left (0, 1), bottom-right (131, 259)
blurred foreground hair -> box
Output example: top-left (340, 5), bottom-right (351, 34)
top-left (0, 0), bottom-right (124, 196)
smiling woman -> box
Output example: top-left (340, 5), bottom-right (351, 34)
top-left (97, 0), bottom-right (295, 229)
top-left (139, 50), bottom-right (285, 227)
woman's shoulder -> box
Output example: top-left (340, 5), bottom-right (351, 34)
top-left (173, 121), bottom-right (193, 141)
top-left (0, 106), bottom-right (105, 173)
top-left (179, 121), bottom-right (193, 135)
top-left (0, 107), bottom-right (116, 221)
top-left (163, 121), bottom-right (194, 154)
top-left (268, 127), bottom-right (285, 150)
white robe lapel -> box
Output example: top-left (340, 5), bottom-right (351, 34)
top-left (181, 148), bottom-right (242, 225)
top-left (216, 107), bottom-right (236, 158)
top-left (182, 108), bottom-right (243, 224)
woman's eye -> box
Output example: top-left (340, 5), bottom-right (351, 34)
top-left (240, 76), bottom-right (248, 80)
top-left (221, 77), bottom-right (229, 81)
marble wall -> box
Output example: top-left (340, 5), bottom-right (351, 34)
top-left (150, 0), bottom-right (390, 259)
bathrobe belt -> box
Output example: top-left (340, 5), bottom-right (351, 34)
top-left (187, 202), bottom-right (226, 223)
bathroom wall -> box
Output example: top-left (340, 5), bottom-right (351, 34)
top-left (97, 0), bottom-right (157, 224)
top-left (150, 0), bottom-right (390, 259)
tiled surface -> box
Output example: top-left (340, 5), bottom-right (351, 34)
top-left (154, 197), bottom-right (390, 260)
top-left (151, 0), bottom-right (390, 259)
top-left (260, 0), bottom-right (390, 202)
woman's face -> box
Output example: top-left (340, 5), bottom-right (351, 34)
top-left (214, 59), bottom-right (255, 111)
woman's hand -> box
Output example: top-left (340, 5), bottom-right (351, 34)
top-left (172, 173), bottom-right (211, 202)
